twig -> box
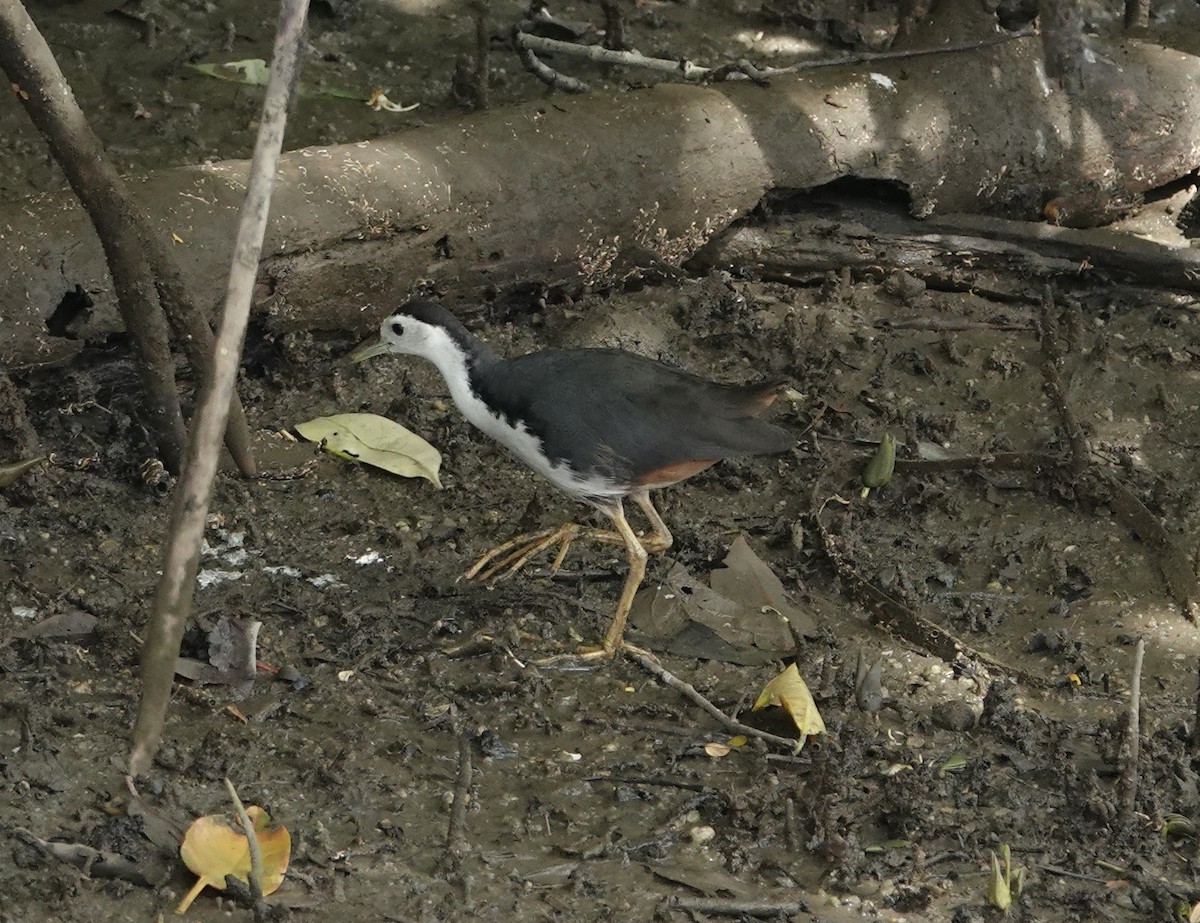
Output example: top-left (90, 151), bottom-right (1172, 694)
top-left (1035, 864), bottom-right (1113, 885)
top-left (12, 828), bottom-right (157, 887)
top-left (893, 451), bottom-right (1063, 475)
top-left (667, 896), bottom-right (808, 917)
top-left (784, 796), bottom-right (800, 852)
top-left (127, 0), bottom-right (308, 778)
top-left (876, 317), bottom-right (1032, 332)
top-left (584, 775), bottom-right (713, 793)
top-left (706, 59), bottom-right (772, 86)
top-left (514, 24), bottom-right (1034, 88)
top-left (516, 31), bottom-right (709, 85)
top-left (1038, 287), bottom-right (1090, 475)
top-left (929, 211), bottom-right (1200, 297)
top-left (224, 778), bottom-right (265, 905)
top-left (811, 481), bottom-right (1052, 687)
top-left (1119, 639), bottom-right (1145, 820)
top-left (1042, 362), bottom-right (1088, 474)
top-left (447, 732), bottom-right (473, 856)
top-left (471, 0), bottom-right (490, 109)
top-left (0, 0), bottom-right (187, 471)
top-left (512, 25), bottom-right (590, 92)
top-left (623, 648), bottom-right (800, 750)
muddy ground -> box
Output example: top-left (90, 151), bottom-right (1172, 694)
top-left (4, 1), bottom-right (1200, 922)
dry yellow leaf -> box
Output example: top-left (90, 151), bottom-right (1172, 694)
top-left (752, 663), bottom-right (826, 736)
top-left (175, 806), bottom-right (291, 914)
top-left (295, 412), bottom-right (441, 487)
top-left (988, 849), bottom-right (1012, 911)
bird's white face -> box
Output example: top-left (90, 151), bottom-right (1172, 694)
top-left (377, 312), bottom-right (435, 356)
top-left (349, 312), bottom-right (440, 363)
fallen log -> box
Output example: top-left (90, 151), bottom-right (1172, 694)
top-left (3, 35), bottom-right (1199, 368)
top-left (691, 197), bottom-right (1200, 300)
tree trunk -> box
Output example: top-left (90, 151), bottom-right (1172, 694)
top-left (3, 36), bottom-right (1199, 368)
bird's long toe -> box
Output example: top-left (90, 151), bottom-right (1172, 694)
top-left (463, 524), bottom-right (578, 582)
top-left (463, 522), bottom-right (633, 582)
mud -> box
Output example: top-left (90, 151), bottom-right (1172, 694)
top-left (4, 2), bottom-right (1200, 922)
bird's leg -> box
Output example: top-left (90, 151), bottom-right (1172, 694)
top-left (599, 500), bottom-right (649, 655)
top-left (631, 490), bottom-right (673, 554)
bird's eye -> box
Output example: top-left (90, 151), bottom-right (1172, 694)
top-left (390, 320), bottom-right (404, 337)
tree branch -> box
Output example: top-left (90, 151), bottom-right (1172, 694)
top-left (0, 0), bottom-right (187, 470)
top-left (128, 0), bottom-right (307, 778)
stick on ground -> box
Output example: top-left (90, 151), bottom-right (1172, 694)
top-left (624, 647), bottom-right (800, 751)
top-left (447, 732), bottom-right (473, 856)
top-left (224, 778), bottom-right (265, 905)
top-left (1119, 638), bottom-right (1145, 820)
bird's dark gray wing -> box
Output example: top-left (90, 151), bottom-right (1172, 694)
top-left (476, 349), bottom-right (792, 481)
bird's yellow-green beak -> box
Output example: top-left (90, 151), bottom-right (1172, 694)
top-left (348, 334), bottom-right (390, 363)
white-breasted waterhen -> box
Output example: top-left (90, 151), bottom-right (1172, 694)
top-left (350, 300), bottom-right (793, 654)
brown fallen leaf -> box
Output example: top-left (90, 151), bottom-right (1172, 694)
top-left (710, 535), bottom-right (818, 639)
top-left (629, 562), bottom-right (793, 665)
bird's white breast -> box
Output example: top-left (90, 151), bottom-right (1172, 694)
top-left (429, 336), bottom-right (624, 503)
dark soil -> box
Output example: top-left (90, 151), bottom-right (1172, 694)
top-left (4, 2), bottom-right (1200, 922)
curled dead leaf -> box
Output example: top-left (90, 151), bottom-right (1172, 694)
top-left (176, 806), bottom-right (290, 914)
top-left (752, 663), bottom-right (826, 738)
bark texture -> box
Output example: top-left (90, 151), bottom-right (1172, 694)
top-left (2, 36), bottom-right (1199, 367)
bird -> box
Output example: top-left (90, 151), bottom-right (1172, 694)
top-left (350, 299), bottom-right (793, 655)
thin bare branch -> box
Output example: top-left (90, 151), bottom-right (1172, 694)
top-left (128, 0), bottom-right (308, 778)
top-left (624, 647), bottom-right (801, 751)
top-left (1119, 639), bottom-right (1145, 820)
top-left (224, 778), bottom-right (265, 904)
top-left (514, 23), bottom-right (1034, 86)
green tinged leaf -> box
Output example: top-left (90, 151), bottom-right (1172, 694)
top-left (987, 843), bottom-right (1022, 912)
top-left (186, 59), bottom-right (271, 86)
top-left (988, 850), bottom-right (1012, 911)
top-left (861, 432), bottom-right (896, 493)
top-left (186, 60), bottom-right (370, 101)
top-left (296, 413), bottom-right (442, 487)
top-left (1161, 813), bottom-right (1195, 838)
